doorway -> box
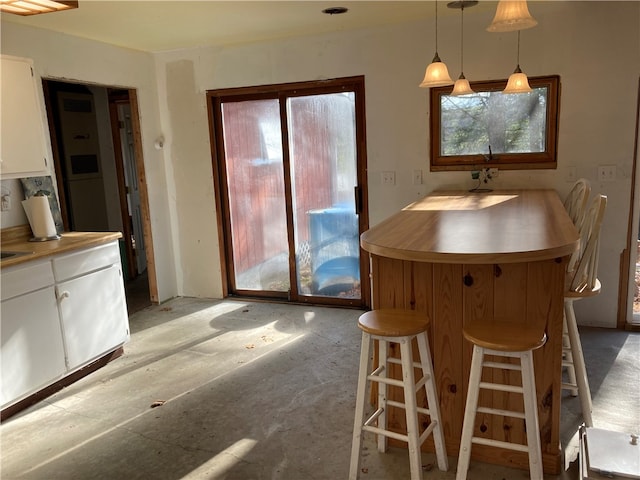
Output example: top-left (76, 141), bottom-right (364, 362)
top-left (622, 77), bottom-right (640, 329)
top-left (207, 77), bottom-right (370, 308)
top-left (42, 80), bottom-right (156, 314)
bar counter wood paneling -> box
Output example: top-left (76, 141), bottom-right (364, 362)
top-left (360, 190), bottom-right (579, 475)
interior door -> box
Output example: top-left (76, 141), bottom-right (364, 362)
top-left (209, 77), bottom-right (369, 307)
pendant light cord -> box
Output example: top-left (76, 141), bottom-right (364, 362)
top-left (435, 0), bottom-right (439, 54)
top-left (516, 30), bottom-right (521, 67)
top-left (460, 6), bottom-right (465, 73)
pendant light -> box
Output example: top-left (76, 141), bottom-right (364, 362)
top-left (503, 30), bottom-right (532, 94)
top-left (487, 0), bottom-right (537, 33)
top-left (448, 1), bottom-right (477, 96)
top-left (419, 1), bottom-right (454, 88)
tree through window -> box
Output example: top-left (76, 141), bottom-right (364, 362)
top-left (430, 75), bottom-right (560, 171)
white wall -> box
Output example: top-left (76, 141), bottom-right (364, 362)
top-left (0, 21), bottom-right (178, 303)
top-left (2, 2), bottom-right (638, 327)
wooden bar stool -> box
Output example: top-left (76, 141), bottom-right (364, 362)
top-left (349, 309), bottom-right (448, 480)
top-left (456, 320), bottom-right (547, 480)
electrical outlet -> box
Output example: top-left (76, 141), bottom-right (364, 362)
top-left (598, 165), bottom-right (616, 182)
top-left (381, 171), bottom-right (396, 185)
top-left (412, 169), bottom-right (423, 185)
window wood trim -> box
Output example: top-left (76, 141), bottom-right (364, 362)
top-left (429, 75), bottom-right (560, 171)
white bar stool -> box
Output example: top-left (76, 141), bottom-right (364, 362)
top-left (561, 194), bottom-right (607, 428)
top-left (456, 320), bottom-right (547, 480)
top-left (349, 309), bottom-right (448, 480)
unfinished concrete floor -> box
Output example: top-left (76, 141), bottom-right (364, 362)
top-left (2, 297), bottom-right (639, 479)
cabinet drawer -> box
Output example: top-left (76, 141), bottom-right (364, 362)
top-left (53, 241), bottom-right (120, 282)
top-left (1, 260), bottom-right (54, 302)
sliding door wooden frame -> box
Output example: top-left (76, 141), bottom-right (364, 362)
top-left (206, 76), bottom-right (370, 308)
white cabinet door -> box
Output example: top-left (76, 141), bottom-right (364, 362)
top-left (0, 55), bottom-right (49, 178)
top-left (57, 264), bottom-right (129, 370)
top-left (1, 286), bottom-right (66, 408)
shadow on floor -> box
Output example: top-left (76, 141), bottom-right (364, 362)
top-left (125, 270), bottom-right (152, 315)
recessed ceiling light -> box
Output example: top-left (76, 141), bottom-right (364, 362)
top-left (322, 7), bottom-right (348, 15)
top-left (0, 0), bottom-right (78, 16)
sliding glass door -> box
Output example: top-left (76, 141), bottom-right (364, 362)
top-left (208, 77), bottom-right (369, 307)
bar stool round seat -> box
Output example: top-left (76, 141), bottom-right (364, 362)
top-left (349, 309), bottom-right (448, 480)
top-left (463, 320), bottom-right (547, 352)
top-left (456, 319), bottom-right (547, 480)
top-left (358, 309), bottom-right (430, 337)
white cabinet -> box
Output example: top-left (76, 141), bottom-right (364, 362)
top-left (0, 239), bottom-right (129, 411)
top-left (53, 241), bottom-right (129, 371)
top-left (0, 55), bottom-right (50, 178)
top-left (0, 261), bottom-right (66, 408)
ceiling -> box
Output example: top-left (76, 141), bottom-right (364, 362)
top-left (1, 0), bottom-right (496, 53)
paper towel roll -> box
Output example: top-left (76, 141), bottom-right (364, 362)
top-left (22, 195), bottom-right (57, 239)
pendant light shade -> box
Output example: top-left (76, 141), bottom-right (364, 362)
top-left (503, 66), bottom-right (532, 93)
top-left (503, 31), bottom-right (532, 94)
top-left (487, 0), bottom-right (538, 32)
top-left (419, 1), bottom-right (453, 88)
top-left (420, 53), bottom-right (454, 88)
top-left (451, 75), bottom-right (475, 96)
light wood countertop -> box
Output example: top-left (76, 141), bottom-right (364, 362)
top-left (361, 189), bottom-right (580, 264)
top-left (1, 225), bottom-right (122, 269)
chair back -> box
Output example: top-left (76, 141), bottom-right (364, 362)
top-left (567, 194), bottom-right (607, 293)
top-left (564, 178), bottom-right (591, 231)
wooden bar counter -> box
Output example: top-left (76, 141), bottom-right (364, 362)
top-left (360, 189), bottom-right (579, 474)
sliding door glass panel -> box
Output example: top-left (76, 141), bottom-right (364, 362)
top-left (287, 93), bottom-right (360, 298)
top-left (221, 99), bottom-right (290, 292)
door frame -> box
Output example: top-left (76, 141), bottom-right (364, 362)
top-left (107, 89), bottom-right (136, 280)
top-left (42, 79), bottom-right (159, 304)
top-left (618, 77), bottom-right (640, 330)
top-left (206, 76), bottom-right (370, 308)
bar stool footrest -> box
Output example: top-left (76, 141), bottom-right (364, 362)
top-left (363, 407), bottom-right (384, 428)
top-left (418, 420), bottom-right (438, 445)
top-left (362, 424), bottom-right (409, 443)
top-left (482, 360), bottom-right (522, 372)
top-left (472, 436), bottom-right (530, 453)
top-left (477, 406), bottom-right (526, 419)
top-left (478, 381), bottom-right (524, 394)
top-left (561, 381), bottom-right (579, 393)
top-left (386, 399), bottom-right (432, 418)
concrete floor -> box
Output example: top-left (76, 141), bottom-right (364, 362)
top-left (1, 297), bottom-right (638, 479)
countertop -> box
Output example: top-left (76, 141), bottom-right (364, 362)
top-left (360, 189), bottom-right (580, 264)
top-left (1, 225), bottom-right (122, 269)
